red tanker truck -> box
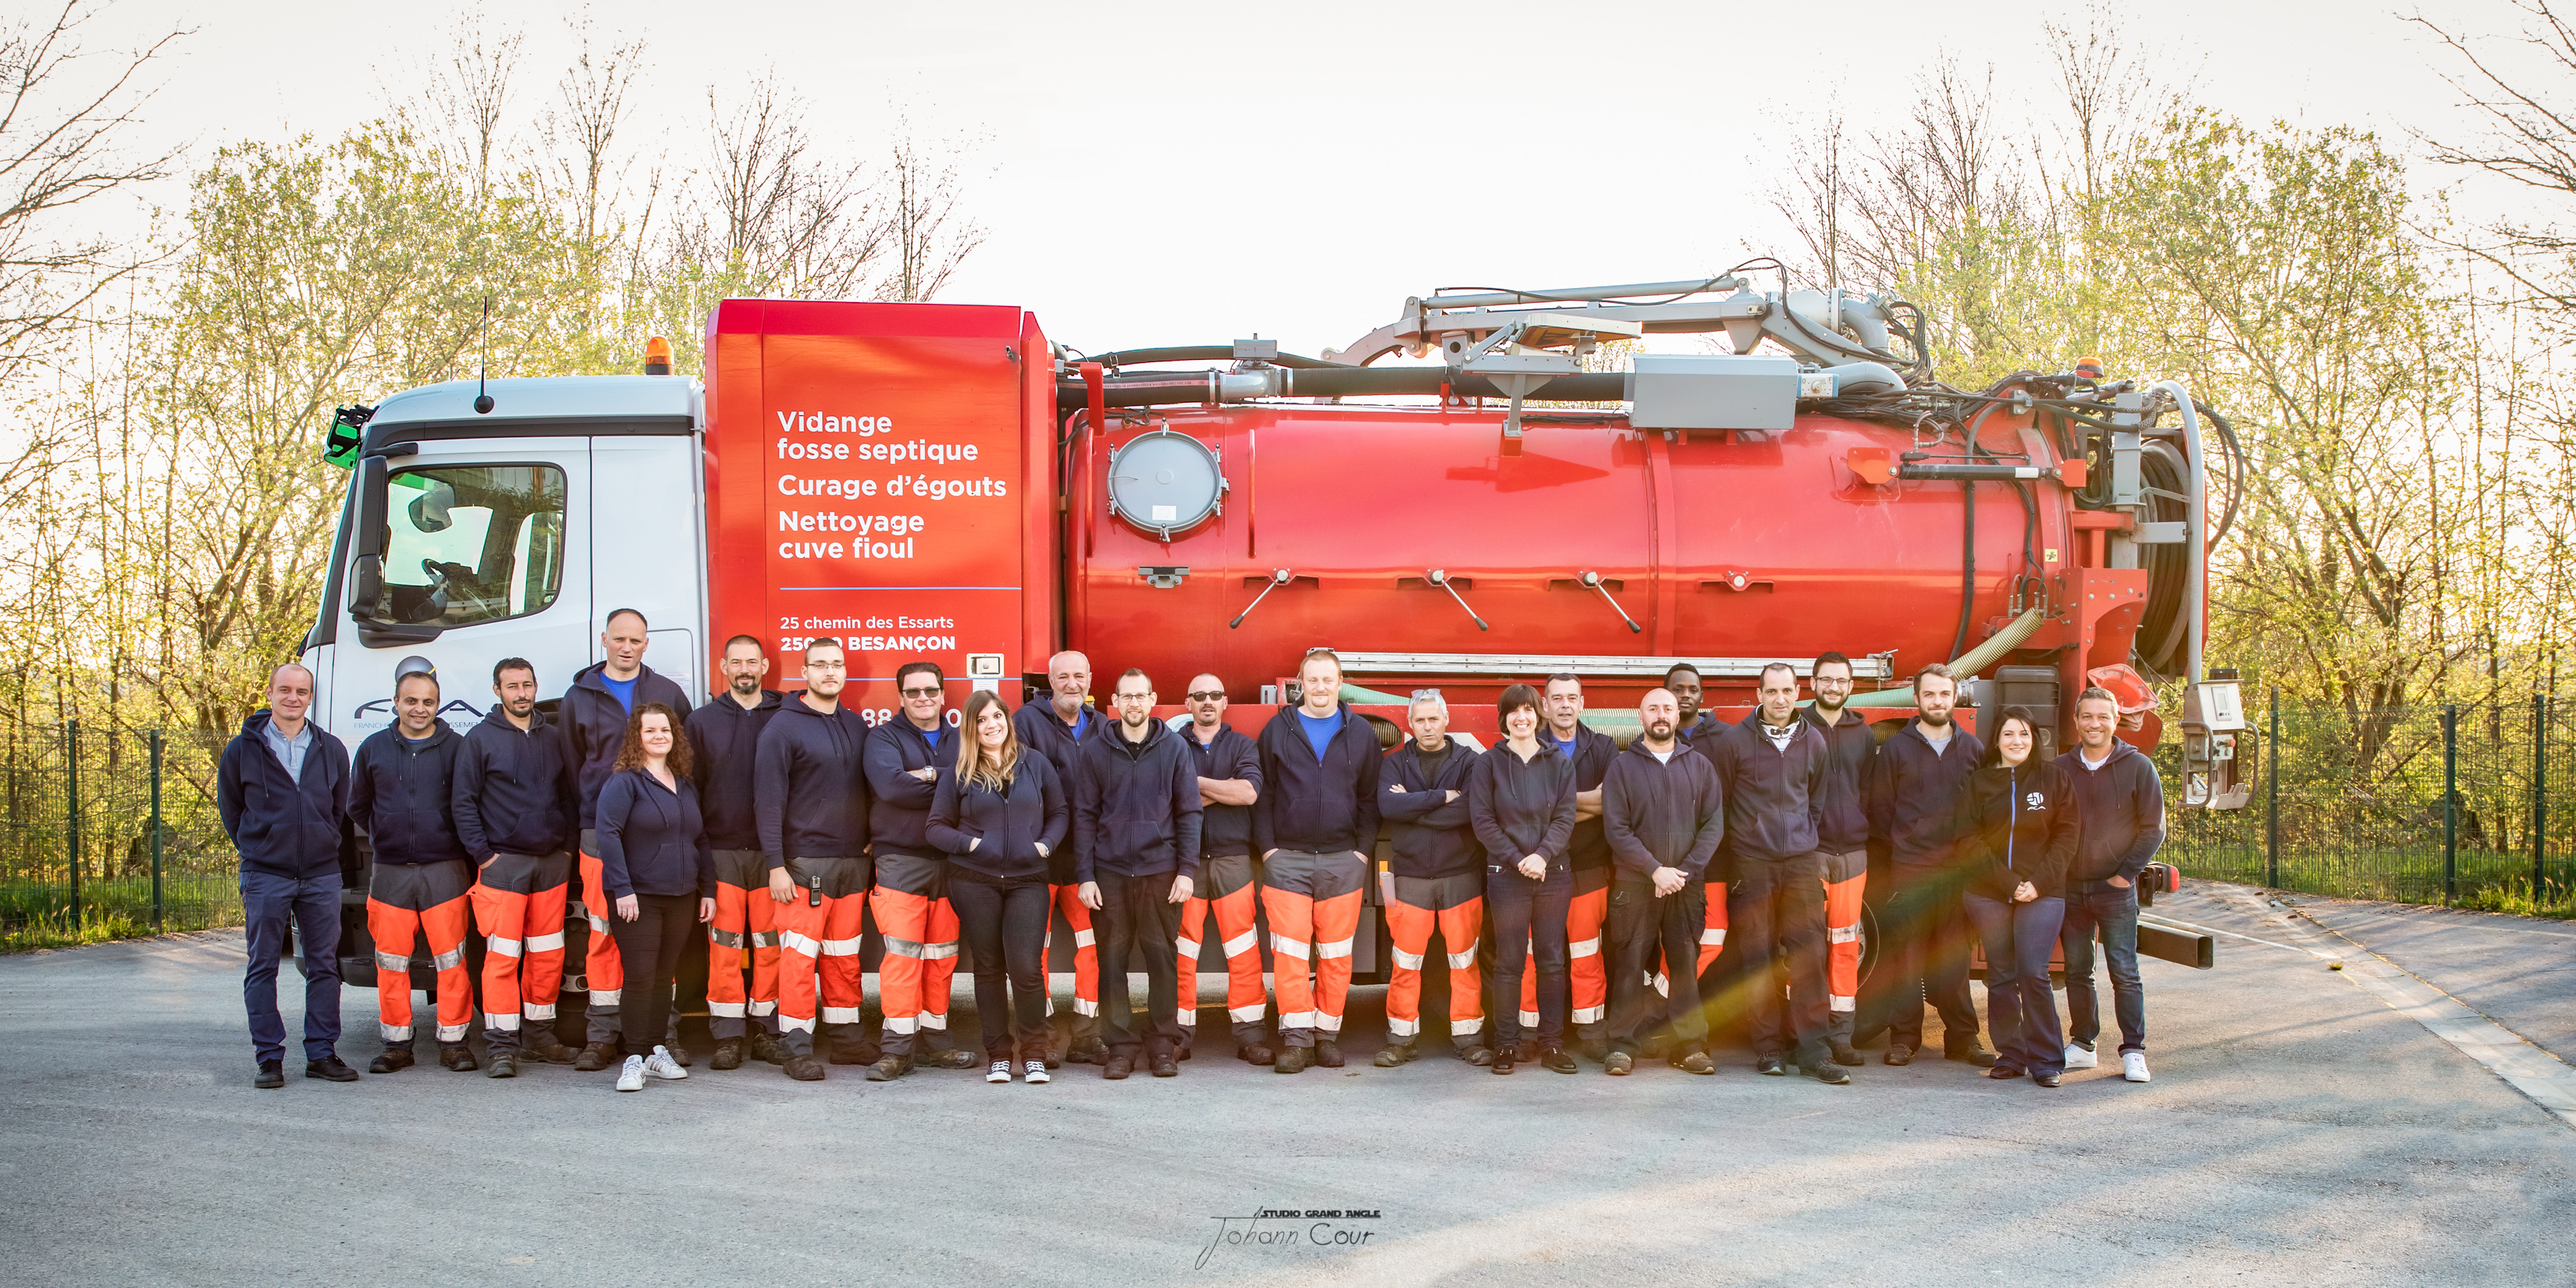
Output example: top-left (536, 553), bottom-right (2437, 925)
top-left (303, 273), bottom-right (2235, 1037)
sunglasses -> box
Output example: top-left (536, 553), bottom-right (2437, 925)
top-left (899, 686), bottom-right (941, 699)
top-left (1187, 691), bottom-right (1226, 703)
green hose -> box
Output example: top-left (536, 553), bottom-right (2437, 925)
top-left (1843, 607), bottom-right (2048, 707)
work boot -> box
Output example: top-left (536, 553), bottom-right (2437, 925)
top-left (525, 1033), bottom-right (580, 1065)
top-left (784, 1054), bottom-right (827, 1082)
top-left (1314, 1039), bottom-right (1346, 1069)
top-left (664, 1042), bottom-right (693, 1069)
top-left (1066, 1036), bottom-right (1111, 1066)
top-left (1574, 1038), bottom-right (1610, 1065)
top-left (748, 1030), bottom-right (787, 1066)
top-left (1830, 1039), bottom-right (1866, 1067)
top-left (1944, 1034), bottom-right (1999, 1068)
top-left (828, 1036), bottom-right (879, 1066)
top-left (1603, 1051), bottom-right (1635, 1076)
top-left (1884, 1044), bottom-right (1916, 1066)
top-left (923, 1048), bottom-right (982, 1070)
top-left (368, 1048), bottom-right (415, 1074)
top-left (1151, 1052), bottom-right (1179, 1077)
top-left (1492, 1043), bottom-right (1519, 1075)
top-left (1372, 1041), bottom-right (1417, 1068)
top-left (306, 1055), bottom-right (361, 1083)
top-left (1102, 1055), bottom-right (1133, 1080)
top-left (865, 1055), bottom-right (911, 1082)
top-left (1539, 1045), bottom-right (1578, 1075)
top-left (253, 1060), bottom-right (285, 1090)
top-left (572, 1041), bottom-right (618, 1072)
top-left (710, 1039), bottom-right (744, 1071)
top-left (1675, 1051), bottom-right (1717, 1076)
top-left (1461, 1045), bottom-right (1496, 1066)
top-left (1240, 1044), bottom-right (1276, 1066)
top-left (1756, 1054), bottom-right (1788, 1076)
top-left (439, 1044), bottom-right (479, 1072)
top-left (1806, 1061), bottom-right (1852, 1086)
top-left (1274, 1045), bottom-right (1312, 1074)
top-left (486, 1051), bottom-right (520, 1079)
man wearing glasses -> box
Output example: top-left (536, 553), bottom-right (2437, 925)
top-left (1175, 675), bottom-right (1268, 1062)
top-left (860, 660), bottom-right (980, 1080)
top-left (1799, 652), bottom-right (1878, 1068)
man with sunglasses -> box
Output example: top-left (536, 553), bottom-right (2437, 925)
top-left (1176, 675), bottom-right (1268, 1062)
top-left (860, 660), bottom-right (978, 1080)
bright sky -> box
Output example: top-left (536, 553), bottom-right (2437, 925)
top-left (60, 0), bottom-right (2552, 361)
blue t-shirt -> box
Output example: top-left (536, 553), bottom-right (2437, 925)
top-left (600, 672), bottom-right (639, 712)
top-left (1294, 708), bottom-right (1341, 763)
top-left (1549, 731), bottom-right (1579, 760)
top-left (920, 724), bottom-right (945, 756)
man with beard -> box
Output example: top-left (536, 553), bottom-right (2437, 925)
top-left (756, 639), bottom-right (874, 1082)
top-left (1599, 687), bottom-right (1726, 1076)
top-left (862, 660), bottom-right (979, 1080)
top-left (1174, 675), bottom-right (1267, 1062)
top-left (1863, 664), bottom-right (1994, 1066)
top-left (351, 665), bottom-right (476, 1073)
top-left (687, 635), bottom-right (787, 1070)
top-left (1072, 669), bottom-right (1203, 1080)
top-left (1800, 653), bottom-right (1877, 1066)
top-left (453, 658), bottom-right (584, 1077)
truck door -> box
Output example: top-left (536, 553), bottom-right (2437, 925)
top-left (330, 441), bottom-right (594, 740)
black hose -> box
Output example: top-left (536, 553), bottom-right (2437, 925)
top-left (1088, 346), bottom-right (1352, 370)
top-left (1055, 368), bottom-right (1628, 411)
top-left (1954, 478), bottom-right (1977, 660)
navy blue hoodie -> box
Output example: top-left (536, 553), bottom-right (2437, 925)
top-left (1769, 704), bottom-right (1873, 852)
top-left (1251, 703), bottom-right (1384, 856)
top-left (685, 689), bottom-right (783, 851)
top-left (1600, 736), bottom-right (1727, 882)
top-left (1378, 737), bottom-right (1482, 880)
top-left (1866, 719), bottom-right (1986, 870)
top-left (561, 661), bottom-right (693, 831)
top-left (451, 706), bottom-right (579, 860)
top-left (2053, 738), bottom-right (2166, 885)
top-left (594, 767), bottom-right (714, 900)
top-left (1012, 699), bottom-right (1100, 781)
top-left (753, 693), bottom-right (872, 868)
top-left (1545, 722), bottom-right (1619, 870)
top-left (217, 710), bottom-right (351, 880)
top-left (1954, 758), bottom-right (2081, 902)
top-left (865, 717), bottom-right (959, 858)
top-left (930, 755), bottom-right (1069, 883)
top-left (1468, 741), bottom-right (1579, 872)
top-left (1703, 714), bottom-right (1828, 865)
top-left (1073, 716), bottom-right (1204, 882)
top-left (1183, 722), bottom-right (1262, 858)
top-left (350, 719), bottom-right (468, 866)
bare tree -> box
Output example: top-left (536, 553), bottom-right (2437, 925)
top-left (881, 122), bottom-right (984, 302)
top-left (0, 1), bottom-right (183, 378)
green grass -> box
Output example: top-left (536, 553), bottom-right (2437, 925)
top-left (0, 875), bottom-right (244, 952)
top-left (2167, 841), bottom-right (2576, 918)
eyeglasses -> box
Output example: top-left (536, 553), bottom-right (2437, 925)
top-left (1112, 691), bottom-right (1155, 703)
top-left (1187, 691), bottom-right (1226, 703)
top-left (899, 686), bottom-right (941, 699)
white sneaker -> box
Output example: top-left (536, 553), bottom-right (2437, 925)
top-left (2065, 1042), bottom-right (2098, 1070)
top-left (1023, 1059), bottom-right (1050, 1084)
top-left (615, 1055), bottom-right (646, 1092)
top-left (987, 1060), bottom-right (1012, 1084)
top-left (2123, 1051), bottom-right (2151, 1083)
top-left (645, 1045), bottom-right (688, 1080)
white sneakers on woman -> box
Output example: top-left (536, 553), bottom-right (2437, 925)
top-left (1023, 1060), bottom-right (1050, 1084)
top-left (987, 1060), bottom-right (1012, 1084)
top-left (645, 1046), bottom-right (688, 1080)
top-left (616, 1055), bottom-right (646, 1091)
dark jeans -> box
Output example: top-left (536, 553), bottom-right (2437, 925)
top-left (241, 869), bottom-right (343, 1065)
top-left (1486, 860), bottom-right (1571, 1049)
top-left (1883, 864), bottom-right (1981, 1051)
top-left (1094, 871), bottom-right (1183, 1059)
top-left (2062, 881), bottom-right (2146, 1053)
top-left (1963, 892), bottom-right (2066, 1076)
top-left (951, 873), bottom-right (1051, 1060)
top-left (1605, 878), bottom-right (1707, 1055)
top-left (1730, 852), bottom-right (1830, 1067)
top-left (607, 893), bottom-right (697, 1058)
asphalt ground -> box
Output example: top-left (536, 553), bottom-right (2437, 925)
top-left (2, 881), bottom-right (2571, 1287)
top-left (2281, 895), bottom-right (2576, 1063)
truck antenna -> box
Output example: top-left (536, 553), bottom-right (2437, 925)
top-left (472, 298), bottom-right (495, 415)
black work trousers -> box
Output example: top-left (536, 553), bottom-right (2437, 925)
top-left (1606, 878), bottom-right (1708, 1055)
top-left (950, 873), bottom-right (1052, 1060)
top-left (1729, 851), bottom-right (1831, 1068)
top-left (1094, 870), bottom-right (1184, 1059)
top-left (606, 893), bottom-right (697, 1059)
top-left (1882, 863), bottom-right (1982, 1051)
top-left (1486, 860), bottom-right (1571, 1050)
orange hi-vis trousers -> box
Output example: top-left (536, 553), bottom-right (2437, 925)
top-left (872, 852), bottom-right (961, 1058)
top-left (1044, 882), bottom-right (1101, 1034)
top-left (706, 849), bottom-right (780, 1040)
top-left (774, 854), bottom-right (871, 1059)
top-left (1822, 849), bottom-right (1868, 1036)
top-left (368, 859), bottom-right (474, 1045)
top-left (467, 850), bottom-right (571, 1052)
top-left (1177, 853), bottom-right (1267, 1049)
top-left (1521, 864), bottom-right (1610, 1034)
top-left (1386, 870), bottom-right (1483, 1049)
top-left (578, 838), bottom-right (626, 1045)
top-left (1261, 848), bottom-right (1366, 1050)
top-left (1697, 878), bottom-right (1731, 979)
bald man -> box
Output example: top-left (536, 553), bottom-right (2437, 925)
top-left (1012, 650), bottom-right (1107, 1065)
top-left (217, 664), bottom-right (358, 1087)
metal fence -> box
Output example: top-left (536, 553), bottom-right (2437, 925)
top-left (2164, 695), bottom-right (2576, 914)
top-left (1, 722), bottom-right (240, 948)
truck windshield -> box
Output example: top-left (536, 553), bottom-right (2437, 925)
top-left (382, 464), bottom-right (566, 628)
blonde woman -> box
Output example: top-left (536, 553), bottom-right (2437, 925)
top-left (928, 691), bottom-right (1070, 1084)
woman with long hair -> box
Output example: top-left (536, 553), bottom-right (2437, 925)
top-left (592, 701), bottom-right (713, 1093)
top-left (1953, 706), bottom-right (2081, 1086)
top-left (1469, 683), bottom-right (1580, 1075)
top-left (929, 689), bottom-right (1070, 1085)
